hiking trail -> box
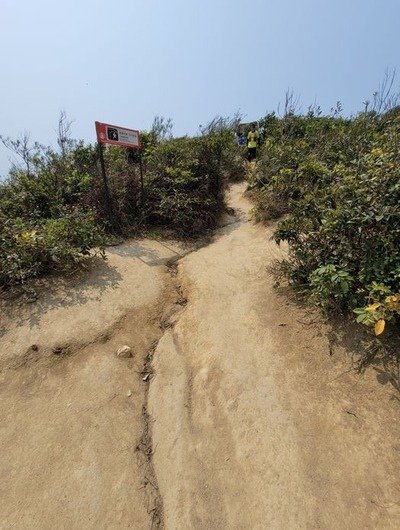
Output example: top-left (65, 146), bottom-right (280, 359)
top-left (1, 183), bottom-right (399, 529)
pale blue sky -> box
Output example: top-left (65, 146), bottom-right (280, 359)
top-left (1, 0), bottom-right (399, 176)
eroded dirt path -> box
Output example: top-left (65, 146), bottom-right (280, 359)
top-left (1, 182), bottom-right (399, 529)
top-left (149, 183), bottom-right (400, 529)
top-left (0, 237), bottom-right (186, 529)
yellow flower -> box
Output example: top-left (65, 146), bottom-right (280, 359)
top-left (365, 302), bottom-right (381, 312)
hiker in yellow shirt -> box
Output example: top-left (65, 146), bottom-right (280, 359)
top-left (247, 123), bottom-right (259, 161)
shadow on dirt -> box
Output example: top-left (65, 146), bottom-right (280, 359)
top-left (271, 278), bottom-right (400, 399)
top-left (0, 257), bottom-right (123, 334)
top-left (108, 240), bottom-right (181, 267)
top-left (323, 313), bottom-right (400, 400)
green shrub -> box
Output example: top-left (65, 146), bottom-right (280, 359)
top-left (309, 264), bottom-right (354, 310)
top-left (252, 106), bottom-right (400, 333)
top-left (0, 113), bottom-right (244, 288)
top-left (0, 211), bottom-right (106, 287)
top-left (143, 130), bottom-right (237, 236)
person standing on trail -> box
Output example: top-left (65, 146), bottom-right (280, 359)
top-left (236, 128), bottom-right (246, 147)
top-left (247, 123), bottom-right (259, 161)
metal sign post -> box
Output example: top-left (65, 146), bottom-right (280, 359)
top-left (95, 121), bottom-right (141, 229)
top-left (97, 142), bottom-right (113, 229)
top-left (139, 150), bottom-right (144, 199)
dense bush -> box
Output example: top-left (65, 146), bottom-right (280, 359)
top-left (0, 211), bottom-right (106, 287)
top-left (250, 107), bottom-right (400, 333)
top-left (143, 125), bottom-right (241, 235)
top-left (0, 113), bottom-right (243, 287)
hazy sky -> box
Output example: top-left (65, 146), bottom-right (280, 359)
top-left (1, 0), bottom-right (399, 176)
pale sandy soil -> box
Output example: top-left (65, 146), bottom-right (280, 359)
top-left (149, 184), bottom-right (400, 529)
top-left (1, 183), bottom-right (399, 529)
top-left (0, 237), bottom-right (183, 529)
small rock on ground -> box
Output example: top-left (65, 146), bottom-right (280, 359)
top-left (116, 345), bottom-right (133, 358)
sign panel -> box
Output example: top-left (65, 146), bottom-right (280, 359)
top-left (95, 121), bottom-right (140, 149)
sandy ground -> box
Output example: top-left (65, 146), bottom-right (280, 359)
top-left (149, 184), bottom-right (400, 529)
top-left (0, 238), bottom-right (184, 529)
top-left (1, 182), bottom-right (399, 529)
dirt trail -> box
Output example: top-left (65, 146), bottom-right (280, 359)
top-left (1, 182), bottom-right (399, 529)
top-left (0, 237), bottom-right (185, 529)
top-left (149, 183), bottom-right (400, 529)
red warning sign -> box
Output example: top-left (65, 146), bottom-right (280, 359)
top-left (95, 121), bottom-right (140, 149)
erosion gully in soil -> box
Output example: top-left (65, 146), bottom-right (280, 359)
top-left (0, 183), bottom-right (399, 529)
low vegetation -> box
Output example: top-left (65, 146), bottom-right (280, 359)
top-left (2, 79), bottom-right (400, 341)
top-left (0, 114), bottom-right (243, 288)
top-left (249, 81), bottom-right (400, 338)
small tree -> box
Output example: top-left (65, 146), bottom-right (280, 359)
top-left (150, 115), bottom-right (174, 143)
top-left (0, 132), bottom-right (42, 177)
top-left (57, 110), bottom-right (75, 156)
